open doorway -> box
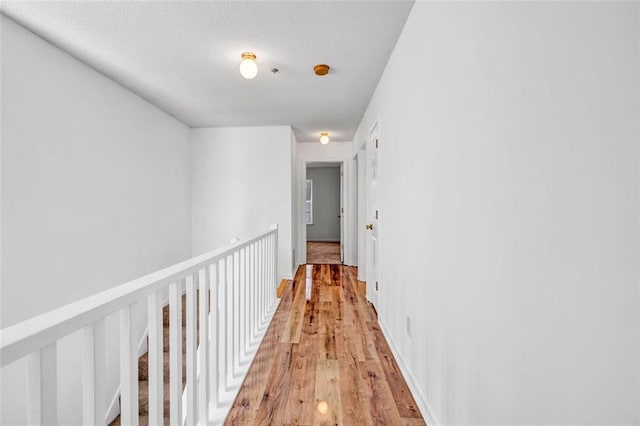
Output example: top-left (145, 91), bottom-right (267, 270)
top-left (305, 162), bottom-right (342, 264)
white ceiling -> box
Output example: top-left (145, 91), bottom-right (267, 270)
top-left (1, 1), bottom-right (414, 142)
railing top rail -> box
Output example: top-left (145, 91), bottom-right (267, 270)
top-left (0, 225), bottom-right (278, 368)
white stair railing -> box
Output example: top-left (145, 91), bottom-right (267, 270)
top-left (0, 224), bottom-right (279, 426)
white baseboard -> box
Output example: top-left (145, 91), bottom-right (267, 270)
top-left (378, 319), bottom-right (441, 426)
top-left (105, 327), bottom-right (149, 424)
top-left (306, 239), bottom-right (340, 242)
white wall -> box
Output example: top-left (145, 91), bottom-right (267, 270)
top-left (190, 126), bottom-right (294, 280)
top-left (1, 15), bottom-right (191, 425)
top-left (353, 2), bottom-right (639, 425)
top-left (306, 166), bottom-right (341, 242)
top-left (295, 141), bottom-right (355, 266)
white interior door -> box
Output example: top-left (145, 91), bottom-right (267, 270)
top-left (367, 125), bottom-right (380, 308)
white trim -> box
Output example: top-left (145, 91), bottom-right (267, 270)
top-left (378, 319), bottom-right (441, 426)
top-left (355, 147), bottom-right (367, 282)
top-left (300, 159), bottom-right (350, 265)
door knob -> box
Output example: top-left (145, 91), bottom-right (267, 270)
top-left (366, 224), bottom-right (373, 230)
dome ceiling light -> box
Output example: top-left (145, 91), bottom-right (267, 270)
top-left (320, 132), bottom-right (330, 145)
top-left (314, 64), bottom-right (330, 76)
top-left (239, 52), bottom-right (258, 79)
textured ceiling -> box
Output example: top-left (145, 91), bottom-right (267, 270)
top-left (1, 1), bottom-right (414, 142)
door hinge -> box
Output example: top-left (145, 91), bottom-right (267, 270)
top-left (375, 281), bottom-right (378, 291)
top-left (375, 138), bottom-right (379, 149)
top-left (341, 207), bottom-right (344, 213)
top-left (375, 210), bottom-right (378, 219)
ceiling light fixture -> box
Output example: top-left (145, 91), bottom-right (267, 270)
top-left (314, 64), bottom-right (330, 76)
top-left (239, 52), bottom-right (258, 79)
top-left (320, 132), bottom-right (330, 145)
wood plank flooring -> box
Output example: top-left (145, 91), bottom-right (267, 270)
top-left (306, 242), bottom-right (342, 264)
top-left (226, 265), bottom-right (425, 425)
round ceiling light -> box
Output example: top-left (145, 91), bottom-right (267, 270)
top-left (240, 52), bottom-right (258, 79)
top-left (320, 132), bottom-right (330, 145)
top-left (314, 64), bottom-right (330, 76)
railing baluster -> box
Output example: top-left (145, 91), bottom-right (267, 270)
top-left (260, 237), bottom-right (264, 319)
top-left (226, 253), bottom-right (236, 376)
top-left (266, 235), bottom-right (270, 306)
top-left (119, 305), bottom-right (138, 426)
top-left (268, 234), bottom-right (273, 306)
top-left (27, 342), bottom-right (57, 425)
top-left (257, 238), bottom-right (262, 323)
top-left (185, 273), bottom-right (198, 424)
top-left (255, 240), bottom-right (261, 330)
top-left (232, 249), bottom-right (239, 373)
top-left (267, 237), bottom-right (271, 310)
top-left (250, 243), bottom-right (256, 342)
top-left (148, 291), bottom-right (163, 424)
top-left (245, 246), bottom-right (250, 349)
top-left (239, 247), bottom-right (245, 358)
top-left (226, 254), bottom-right (233, 382)
top-left (218, 258), bottom-right (227, 391)
top-left (272, 227), bottom-right (278, 307)
top-left (198, 267), bottom-right (210, 422)
top-left (82, 319), bottom-right (105, 425)
top-left (209, 262), bottom-right (219, 408)
top-left (260, 237), bottom-right (267, 326)
top-left (264, 237), bottom-right (269, 317)
top-left (169, 280), bottom-right (183, 426)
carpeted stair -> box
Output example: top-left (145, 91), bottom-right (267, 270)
top-left (109, 294), bottom-right (197, 426)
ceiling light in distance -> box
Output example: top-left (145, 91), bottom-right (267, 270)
top-left (240, 52), bottom-right (258, 79)
top-left (314, 64), bottom-right (330, 76)
top-left (320, 132), bottom-right (330, 145)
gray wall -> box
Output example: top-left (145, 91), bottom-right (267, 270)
top-left (306, 167), bottom-right (340, 241)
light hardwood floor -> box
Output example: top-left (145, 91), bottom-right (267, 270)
top-left (226, 264), bottom-right (426, 425)
top-left (306, 241), bottom-right (342, 264)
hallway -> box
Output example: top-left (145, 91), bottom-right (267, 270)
top-left (1, 2), bottom-right (638, 425)
top-left (227, 264), bottom-right (424, 425)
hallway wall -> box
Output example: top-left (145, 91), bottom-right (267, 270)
top-left (306, 166), bottom-right (341, 242)
top-left (353, 2), bottom-right (639, 425)
top-left (190, 126), bottom-right (294, 280)
top-left (1, 15), bottom-right (191, 425)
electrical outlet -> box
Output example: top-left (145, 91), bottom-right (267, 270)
top-left (406, 316), bottom-right (411, 337)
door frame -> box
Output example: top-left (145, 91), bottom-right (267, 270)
top-left (355, 147), bottom-right (366, 281)
top-left (301, 159), bottom-right (348, 265)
